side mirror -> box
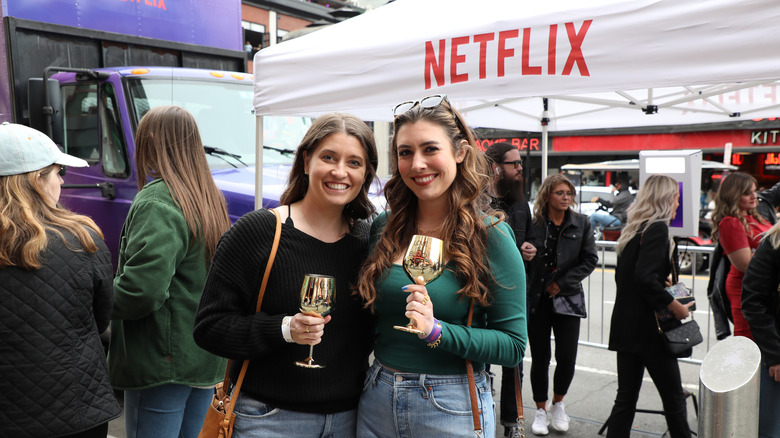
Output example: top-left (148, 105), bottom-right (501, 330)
top-left (27, 77), bottom-right (64, 146)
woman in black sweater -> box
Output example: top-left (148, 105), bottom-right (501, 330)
top-left (606, 174), bottom-right (694, 438)
top-left (194, 113), bottom-right (378, 437)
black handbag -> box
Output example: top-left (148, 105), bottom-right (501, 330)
top-left (552, 290), bottom-right (587, 318)
top-left (656, 318), bottom-right (703, 358)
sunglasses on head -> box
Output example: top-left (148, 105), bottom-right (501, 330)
top-left (393, 94), bottom-right (466, 135)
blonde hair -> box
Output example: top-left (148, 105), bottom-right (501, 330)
top-left (762, 221), bottom-right (780, 249)
top-left (0, 166), bottom-right (102, 269)
top-left (616, 174), bottom-right (678, 255)
top-left (711, 172), bottom-right (765, 243)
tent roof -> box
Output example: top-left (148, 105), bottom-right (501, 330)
top-left (253, 0), bottom-right (780, 132)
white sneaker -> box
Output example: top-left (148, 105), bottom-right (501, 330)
top-left (531, 408), bottom-right (549, 435)
top-left (550, 401), bottom-right (570, 432)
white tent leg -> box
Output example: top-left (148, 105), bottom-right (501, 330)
top-left (541, 98), bottom-right (550, 180)
top-left (255, 114), bottom-right (264, 210)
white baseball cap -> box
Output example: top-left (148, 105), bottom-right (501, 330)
top-left (0, 122), bottom-right (88, 176)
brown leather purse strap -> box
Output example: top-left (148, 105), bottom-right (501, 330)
top-left (223, 209), bottom-right (283, 418)
top-left (514, 364), bottom-right (525, 435)
top-left (465, 299), bottom-right (483, 437)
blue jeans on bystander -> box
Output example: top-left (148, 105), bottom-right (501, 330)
top-left (124, 384), bottom-right (212, 438)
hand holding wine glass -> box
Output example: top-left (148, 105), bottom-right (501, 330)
top-left (295, 274), bottom-right (335, 369)
top-left (394, 234), bottom-right (444, 335)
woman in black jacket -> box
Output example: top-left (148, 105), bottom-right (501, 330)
top-left (742, 222), bottom-right (780, 438)
top-left (606, 174), bottom-right (693, 438)
top-left (527, 174), bottom-right (597, 435)
top-left (0, 123), bottom-right (120, 438)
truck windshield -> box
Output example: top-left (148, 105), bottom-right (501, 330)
top-left (126, 77), bottom-right (311, 169)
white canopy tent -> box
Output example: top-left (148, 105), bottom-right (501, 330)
top-left (251, 0), bottom-right (780, 207)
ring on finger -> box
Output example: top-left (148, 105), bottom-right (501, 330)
top-left (305, 325), bottom-right (310, 333)
top-left (421, 296), bottom-right (430, 305)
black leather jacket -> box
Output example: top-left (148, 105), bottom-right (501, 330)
top-left (742, 236), bottom-right (780, 367)
top-left (526, 210), bottom-right (598, 313)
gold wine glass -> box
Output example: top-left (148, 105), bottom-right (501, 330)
top-left (393, 234), bottom-right (445, 335)
top-left (295, 274), bottom-right (335, 369)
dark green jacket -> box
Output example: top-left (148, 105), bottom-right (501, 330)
top-left (109, 179), bottom-right (226, 389)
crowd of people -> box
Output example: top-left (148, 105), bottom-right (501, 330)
top-left (2, 96), bottom-right (780, 438)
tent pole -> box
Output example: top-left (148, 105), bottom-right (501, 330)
top-left (541, 98), bottom-right (550, 181)
top-left (255, 114), bottom-right (264, 210)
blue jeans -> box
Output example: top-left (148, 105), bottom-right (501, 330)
top-left (231, 392), bottom-right (357, 438)
top-left (124, 384), bottom-right (213, 438)
top-left (356, 361), bottom-right (495, 438)
top-left (759, 364), bottom-right (780, 438)
top-left (590, 212), bottom-right (621, 233)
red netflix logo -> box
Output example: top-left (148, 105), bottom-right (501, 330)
top-left (424, 21), bottom-right (592, 89)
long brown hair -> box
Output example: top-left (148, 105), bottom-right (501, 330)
top-left (356, 99), bottom-right (498, 310)
top-left (280, 113), bottom-right (378, 221)
top-left (0, 166), bottom-right (102, 269)
top-left (532, 174), bottom-right (577, 224)
top-left (711, 172), bottom-right (765, 243)
top-left (135, 106), bottom-right (230, 262)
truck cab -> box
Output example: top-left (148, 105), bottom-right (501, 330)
top-left (45, 66), bottom-right (313, 268)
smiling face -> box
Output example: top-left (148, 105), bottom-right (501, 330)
top-left (395, 120), bottom-right (467, 209)
top-left (303, 132), bottom-right (367, 209)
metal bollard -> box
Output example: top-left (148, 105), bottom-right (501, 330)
top-left (699, 336), bottom-right (761, 437)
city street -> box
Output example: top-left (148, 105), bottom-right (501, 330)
top-left (108, 249), bottom-right (710, 438)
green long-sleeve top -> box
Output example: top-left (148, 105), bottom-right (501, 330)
top-left (370, 212), bottom-right (527, 374)
top-left (108, 179), bottom-right (226, 389)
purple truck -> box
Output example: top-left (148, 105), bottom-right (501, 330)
top-left (1, 1), bottom-right (383, 269)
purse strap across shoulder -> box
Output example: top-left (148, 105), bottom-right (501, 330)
top-left (222, 209), bottom-right (283, 417)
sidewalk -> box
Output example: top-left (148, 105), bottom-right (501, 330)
top-left (494, 345), bottom-right (701, 437)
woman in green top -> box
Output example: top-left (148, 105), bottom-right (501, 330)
top-left (109, 106), bottom-right (231, 438)
top-left (355, 95), bottom-right (527, 437)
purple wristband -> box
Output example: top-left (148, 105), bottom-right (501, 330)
top-left (423, 319), bottom-right (442, 343)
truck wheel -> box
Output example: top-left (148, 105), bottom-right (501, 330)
top-left (678, 239), bottom-right (703, 274)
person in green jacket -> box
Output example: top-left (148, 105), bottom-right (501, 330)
top-left (109, 106), bottom-right (231, 438)
top-left (355, 95), bottom-right (527, 438)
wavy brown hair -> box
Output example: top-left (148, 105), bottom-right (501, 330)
top-left (356, 99), bottom-right (499, 311)
top-left (532, 174), bottom-right (577, 224)
top-left (280, 113), bottom-right (378, 222)
top-left (135, 106), bottom-right (230, 262)
top-left (0, 166), bottom-right (102, 269)
top-left (711, 172), bottom-right (765, 243)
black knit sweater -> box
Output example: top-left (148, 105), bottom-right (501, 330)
top-left (193, 209), bottom-right (373, 414)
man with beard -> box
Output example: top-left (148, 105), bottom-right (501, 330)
top-left (486, 142), bottom-right (536, 438)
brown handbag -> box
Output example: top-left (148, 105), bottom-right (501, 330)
top-left (465, 299), bottom-right (525, 437)
top-left (198, 209), bottom-right (282, 438)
